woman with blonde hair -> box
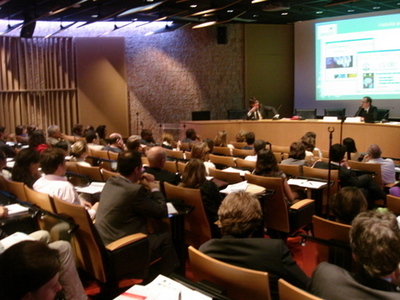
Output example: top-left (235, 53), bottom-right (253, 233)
top-left (180, 158), bottom-right (222, 237)
top-left (70, 140), bottom-right (90, 166)
top-left (190, 142), bottom-right (215, 175)
top-left (214, 130), bottom-right (228, 147)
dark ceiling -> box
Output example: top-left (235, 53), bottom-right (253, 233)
top-left (0, 0), bottom-right (399, 27)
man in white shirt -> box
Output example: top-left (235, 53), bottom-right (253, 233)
top-left (33, 148), bottom-right (98, 218)
top-left (362, 144), bottom-right (396, 185)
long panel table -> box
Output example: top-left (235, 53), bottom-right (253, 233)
top-left (180, 119), bottom-right (400, 158)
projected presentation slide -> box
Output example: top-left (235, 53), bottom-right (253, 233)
top-left (315, 13), bottom-right (400, 100)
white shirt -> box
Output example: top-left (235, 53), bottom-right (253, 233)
top-left (33, 174), bottom-right (96, 218)
top-left (245, 155), bottom-right (257, 161)
top-left (367, 157), bottom-right (396, 184)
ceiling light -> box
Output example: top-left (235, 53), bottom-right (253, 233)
top-left (347, 9), bottom-right (354, 12)
top-left (190, 5), bottom-right (197, 8)
top-left (316, 11), bottom-right (323, 14)
top-left (192, 21), bottom-right (217, 29)
top-left (227, 10), bottom-right (234, 13)
top-left (91, 14), bottom-right (98, 18)
top-left (281, 12), bottom-right (288, 15)
top-left (373, 6), bottom-right (380, 9)
top-left (252, 0), bottom-right (267, 3)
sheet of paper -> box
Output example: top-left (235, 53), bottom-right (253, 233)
top-left (220, 181), bottom-right (248, 194)
top-left (287, 179), bottom-right (327, 189)
top-left (75, 182), bottom-right (106, 194)
top-left (4, 203), bottom-right (30, 215)
top-left (114, 274), bottom-right (211, 300)
top-left (167, 203), bottom-right (178, 215)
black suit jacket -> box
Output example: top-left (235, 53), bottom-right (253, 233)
top-left (199, 235), bottom-right (310, 299)
top-left (246, 104), bottom-right (277, 120)
top-left (144, 167), bottom-right (181, 186)
top-left (309, 262), bottom-right (400, 300)
top-left (354, 105), bottom-right (378, 120)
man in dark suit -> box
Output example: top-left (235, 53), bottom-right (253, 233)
top-left (199, 191), bottom-right (309, 299)
top-left (246, 97), bottom-right (278, 120)
top-left (143, 146), bottom-right (181, 185)
top-left (95, 150), bottom-right (179, 276)
top-left (354, 96), bottom-right (378, 121)
top-left (314, 143), bottom-right (386, 208)
top-left (308, 210), bottom-right (400, 299)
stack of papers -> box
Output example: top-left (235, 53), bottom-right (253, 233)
top-left (287, 179), bottom-right (327, 189)
top-left (220, 181), bottom-right (249, 194)
top-left (222, 167), bottom-right (250, 177)
top-left (4, 203), bottom-right (30, 216)
top-left (114, 274), bottom-right (211, 300)
top-left (75, 182), bottom-right (106, 194)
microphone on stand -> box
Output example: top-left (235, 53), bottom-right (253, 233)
top-left (272, 104), bottom-right (282, 120)
top-left (354, 106), bottom-right (363, 117)
top-left (381, 110), bottom-right (390, 123)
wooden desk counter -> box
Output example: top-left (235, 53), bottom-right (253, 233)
top-left (180, 119), bottom-right (400, 158)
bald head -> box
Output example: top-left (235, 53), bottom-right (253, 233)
top-left (367, 144), bottom-right (382, 159)
top-left (146, 146), bottom-right (166, 168)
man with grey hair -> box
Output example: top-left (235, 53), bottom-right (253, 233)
top-left (362, 144), bottom-right (396, 185)
top-left (309, 210), bottom-right (400, 299)
top-left (143, 146), bottom-right (180, 185)
top-left (126, 134), bottom-right (142, 151)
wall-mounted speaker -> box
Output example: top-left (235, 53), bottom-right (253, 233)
top-left (20, 13), bottom-right (36, 38)
top-left (217, 26), bottom-right (228, 44)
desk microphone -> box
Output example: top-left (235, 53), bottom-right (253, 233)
top-left (381, 111), bottom-right (390, 123)
top-left (354, 106), bottom-right (362, 117)
top-left (272, 104), bottom-right (282, 120)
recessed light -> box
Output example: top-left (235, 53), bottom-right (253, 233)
top-left (373, 6), bottom-right (380, 9)
top-left (227, 9), bottom-right (234, 13)
top-left (190, 5), bottom-right (197, 8)
top-left (91, 14), bottom-right (98, 18)
top-left (281, 12), bottom-right (288, 15)
top-left (347, 9), bottom-right (354, 12)
top-left (316, 11), bottom-right (323, 14)
top-left (253, 14), bottom-right (259, 18)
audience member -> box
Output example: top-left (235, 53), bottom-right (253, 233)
top-left (161, 133), bottom-right (174, 150)
top-left (28, 130), bottom-right (49, 153)
top-left (27, 124), bottom-right (37, 136)
top-left (0, 239), bottom-right (87, 300)
top-left (96, 125), bottom-right (108, 146)
top-left (300, 134), bottom-right (317, 165)
top-left (199, 191), bottom-right (309, 299)
top-left (254, 148), bottom-right (295, 204)
top-left (95, 150), bottom-right (179, 276)
top-left (47, 125), bottom-right (63, 147)
top-left (143, 146), bottom-right (181, 185)
top-left (180, 159), bottom-right (223, 237)
top-left (102, 132), bottom-right (126, 153)
top-left (71, 123), bottom-right (84, 137)
top-left (309, 210), bottom-right (400, 299)
top-left (0, 126), bottom-right (17, 158)
top-left (343, 137), bottom-right (362, 161)
top-left (11, 148), bottom-right (41, 188)
top-left (33, 148), bottom-right (97, 219)
top-left (235, 130), bottom-right (247, 143)
top-left (214, 130), bottom-right (228, 147)
top-left (314, 144), bottom-right (386, 208)
top-left (70, 140), bottom-right (90, 166)
top-left (15, 125), bottom-right (29, 145)
top-left (182, 128), bottom-right (199, 144)
top-left (53, 141), bottom-right (70, 155)
top-left (330, 186), bottom-right (367, 224)
top-left (362, 144), bottom-right (396, 185)
top-left (281, 141), bottom-right (308, 166)
top-left (354, 96), bottom-right (378, 121)
top-left (203, 138), bottom-right (215, 154)
top-left (245, 139), bottom-right (266, 161)
top-left (190, 142), bottom-right (215, 175)
top-left (126, 134), bottom-right (142, 151)
top-left (140, 129), bottom-right (156, 147)
top-left (242, 131), bottom-right (255, 150)
top-left (0, 150), bottom-right (11, 179)
top-left (83, 125), bottom-right (94, 137)
top-left (85, 129), bottom-right (103, 151)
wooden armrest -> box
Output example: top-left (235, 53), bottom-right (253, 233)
top-left (106, 233), bottom-right (147, 251)
top-left (385, 181), bottom-right (399, 188)
top-left (290, 199), bottom-right (314, 210)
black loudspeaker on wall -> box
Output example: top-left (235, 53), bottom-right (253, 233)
top-left (217, 27), bottom-right (228, 44)
top-left (20, 13), bottom-right (36, 38)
